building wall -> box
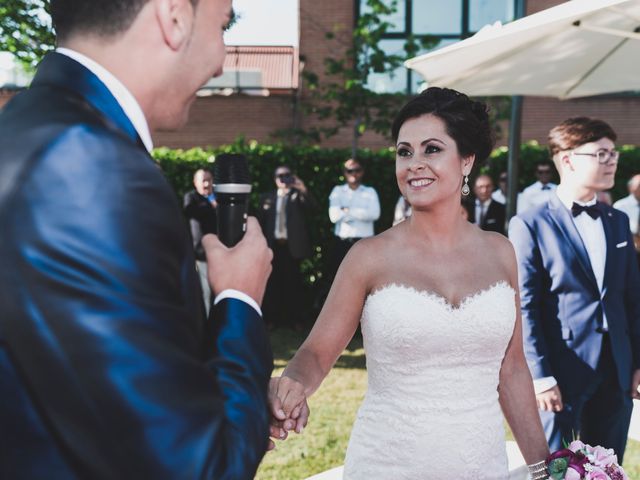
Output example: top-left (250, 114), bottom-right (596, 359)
top-left (153, 94), bottom-right (295, 149)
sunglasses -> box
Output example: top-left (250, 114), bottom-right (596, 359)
top-left (537, 169), bottom-right (552, 175)
top-left (345, 168), bottom-right (363, 174)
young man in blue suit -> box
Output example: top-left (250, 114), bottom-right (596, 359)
top-left (0, 1), bottom-right (284, 478)
top-left (509, 117), bottom-right (640, 461)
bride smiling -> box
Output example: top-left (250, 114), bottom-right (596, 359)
top-left (269, 87), bottom-right (550, 479)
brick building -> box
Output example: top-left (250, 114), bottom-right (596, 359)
top-left (155, 0), bottom-right (639, 149)
top-left (2, 0), bottom-right (639, 149)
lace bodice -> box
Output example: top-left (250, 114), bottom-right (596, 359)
top-left (343, 282), bottom-right (517, 480)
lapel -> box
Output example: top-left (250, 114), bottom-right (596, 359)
top-left (600, 204), bottom-right (616, 296)
top-left (31, 53), bottom-right (145, 150)
top-left (547, 193), bottom-right (599, 292)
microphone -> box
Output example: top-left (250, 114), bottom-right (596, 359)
top-left (213, 154), bottom-right (252, 247)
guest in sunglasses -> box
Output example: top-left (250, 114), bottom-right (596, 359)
top-left (517, 161), bottom-right (558, 214)
top-left (257, 166), bottom-right (316, 331)
top-left (316, 159), bottom-right (380, 310)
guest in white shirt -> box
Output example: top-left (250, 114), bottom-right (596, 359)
top-left (517, 162), bottom-right (557, 213)
top-left (613, 174), bottom-right (640, 266)
top-left (317, 158), bottom-right (380, 308)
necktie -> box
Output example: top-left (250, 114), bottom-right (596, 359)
top-left (571, 202), bottom-right (600, 219)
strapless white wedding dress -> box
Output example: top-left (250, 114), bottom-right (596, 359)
top-left (342, 282), bottom-right (518, 480)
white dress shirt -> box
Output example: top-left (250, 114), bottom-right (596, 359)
top-left (533, 187), bottom-right (607, 394)
top-left (56, 49), bottom-right (260, 315)
top-left (613, 194), bottom-right (640, 235)
top-left (517, 181), bottom-right (557, 214)
top-left (329, 184), bottom-right (380, 239)
top-left (491, 189), bottom-right (506, 205)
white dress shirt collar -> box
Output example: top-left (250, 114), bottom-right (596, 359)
top-left (556, 185), bottom-right (597, 211)
top-left (56, 48), bottom-right (153, 153)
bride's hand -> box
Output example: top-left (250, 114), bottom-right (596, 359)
top-left (269, 376), bottom-right (310, 431)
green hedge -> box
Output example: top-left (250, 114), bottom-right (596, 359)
top-left (153, 140), bottom-right (640, 289)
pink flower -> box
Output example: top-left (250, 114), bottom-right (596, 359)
top-left (588, 446), bottom-right (617, 468)
top-left (565, 467), bottom-right (582, 480)
top-left (569, 440), bottom-right (586, 453)
top-left (585, 466), bottom-right (611, 480)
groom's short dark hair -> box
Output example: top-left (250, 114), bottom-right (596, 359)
top-left (51, 0), bottom-right (198, 42)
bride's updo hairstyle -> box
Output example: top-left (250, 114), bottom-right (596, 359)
top-left (391, 87), bottom-right (495, 164)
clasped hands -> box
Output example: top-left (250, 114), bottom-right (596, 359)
top-left (267, 376), bottom-right (310, 451)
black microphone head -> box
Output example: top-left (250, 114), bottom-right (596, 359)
top-left (214, 153), bottom-right (250, 185)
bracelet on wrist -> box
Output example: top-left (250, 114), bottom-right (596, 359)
top-left (527, 460), bottom-right (549, 480)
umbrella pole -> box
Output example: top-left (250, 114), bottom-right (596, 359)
top-left (506, 95), bottom-right (522, 222)
top-left (506, 0), bottom-right (527, 223)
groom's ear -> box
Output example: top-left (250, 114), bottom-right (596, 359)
top-left (155, 0), bottom-right (195, 51)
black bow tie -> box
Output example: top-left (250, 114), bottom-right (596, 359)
top-left (571, 202), bottom-right (600, 219)
top-left (541, 185), bottom-right (551, 191)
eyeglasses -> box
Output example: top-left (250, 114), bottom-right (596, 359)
top-left (345, 168), bottom-right (363, 174)
top-left (536, 169), bottom-right (552, 176)
top-left (571, 149), bottom-right (619, 165)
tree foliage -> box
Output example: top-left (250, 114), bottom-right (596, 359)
top-left (0, 0), bottom-right (54, 71)
top-left (292, 0), bottom-right (436, 157)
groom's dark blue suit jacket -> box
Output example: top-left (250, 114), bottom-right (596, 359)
top-left (0, 53), bottom-right (273, 479)
top-left (509, 194), bottom-right (640, 397)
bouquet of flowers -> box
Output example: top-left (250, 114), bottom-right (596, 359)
top-left (546, 440), bottom-right (628, 480)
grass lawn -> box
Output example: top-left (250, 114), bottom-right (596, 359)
top-left (256, 328), bottom-right (640, 480)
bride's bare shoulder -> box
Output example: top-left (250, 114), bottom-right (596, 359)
top-left (470, 227), bottom-right (517, 272)
top-left (341, 227), bottom-right (400, 271)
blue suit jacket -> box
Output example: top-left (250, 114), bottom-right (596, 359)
top-left (0, 53), bottom-right (272, 479)
top-left (509, 193), bottom-right (640, 397)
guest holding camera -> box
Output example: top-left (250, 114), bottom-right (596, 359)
top-left (258, 166), bottom-right (316, 330)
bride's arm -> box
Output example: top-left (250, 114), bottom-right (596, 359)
top-left (497, 239), bottom-right (550, 466)
top-left (271, 239), bottom-right (374, 419)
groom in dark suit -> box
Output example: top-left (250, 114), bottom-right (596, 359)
top-left (0, 1), bottom-right (275, 479)
top-left (509, 117), bottom-right (640, 461)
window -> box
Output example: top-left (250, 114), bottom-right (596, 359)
top-left (358, 0), bottom-right (516, 94)
top-left (412, 0), bottom-right (462, 35)
top-left (360, 0), bottom-right (406, 33)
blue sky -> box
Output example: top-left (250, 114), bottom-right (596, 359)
top-left (224, 0), bottom-right (299, 46)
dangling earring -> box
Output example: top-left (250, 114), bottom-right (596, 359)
top-left (461, 175), bottom-right (470, 196)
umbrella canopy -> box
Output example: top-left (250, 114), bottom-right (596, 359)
top-left (405, 0), bottom-right (640, 99)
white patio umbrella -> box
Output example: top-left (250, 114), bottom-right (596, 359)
top-left (405, 0), bottom-right (640, 99)
top-left (405, 0), bottom-right (640, 219)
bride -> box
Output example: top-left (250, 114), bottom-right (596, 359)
top-left (269, 87), bottom-right (550, 479)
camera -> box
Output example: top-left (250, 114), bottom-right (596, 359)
top-left (282, 174), bottom-right (294, 185)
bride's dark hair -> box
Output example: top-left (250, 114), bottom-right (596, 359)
top-left (391, 87), bottom-right (495, 164)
